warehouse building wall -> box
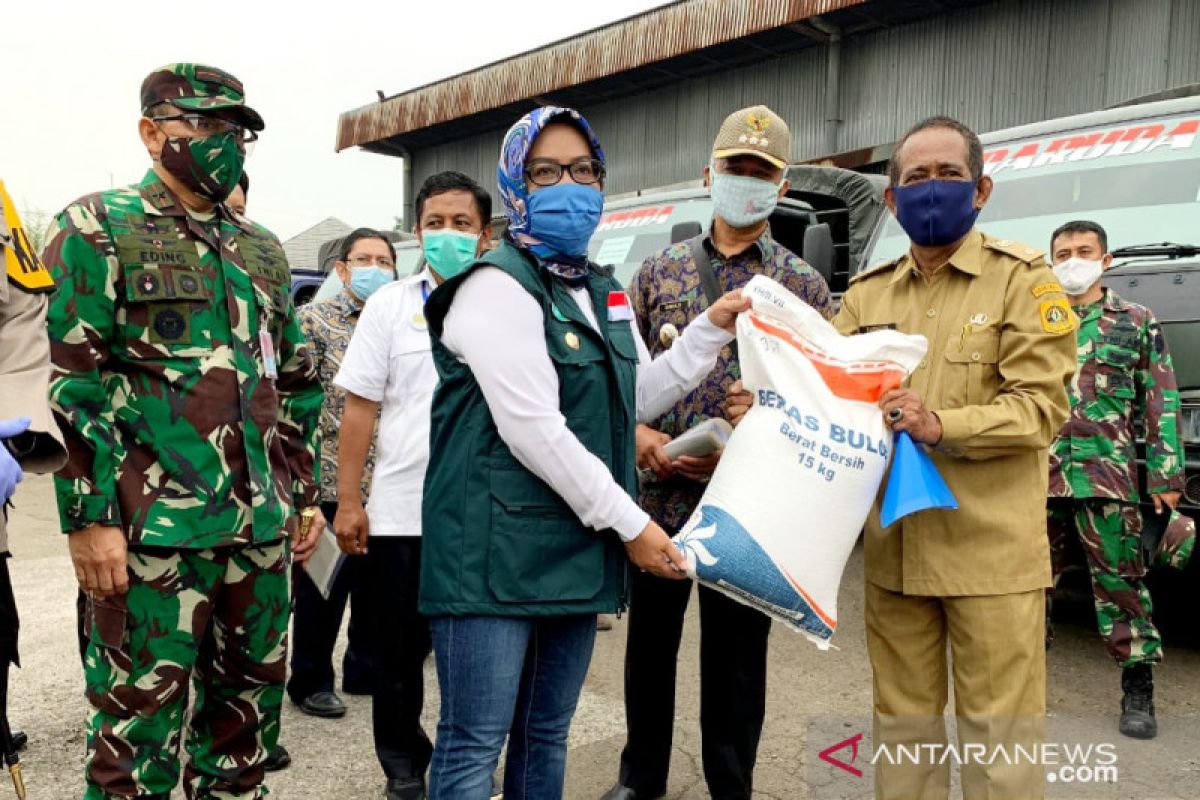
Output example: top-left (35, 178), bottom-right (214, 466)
top-left (405, 0), bottom-right (1200, 222)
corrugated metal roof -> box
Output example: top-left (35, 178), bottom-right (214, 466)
top-left (987, 0), bottom-right (1053, 129)
top-left (385, 0), bottom-right (1200, 223)
top-left (1104, 0), bottom-right (1173, 107)
top-left (1167, 0), bottom-right (1200, 87)
top-left (1044, 0), bottom-right (1107, 116)
top-left (335, 0), bottom-right (866, 152)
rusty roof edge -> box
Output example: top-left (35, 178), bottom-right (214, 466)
top-left (370, 1), bottom-right (680, 109)
top-left (336, 0), bottom-right (867, 152)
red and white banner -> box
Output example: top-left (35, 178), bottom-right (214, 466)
top-left (984, 118), bottom-right (1199, 176)
top-left (596, 205), bottom-right (675, 232)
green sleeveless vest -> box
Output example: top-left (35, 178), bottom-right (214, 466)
top-left (420, 241), bottom-right (638, 617)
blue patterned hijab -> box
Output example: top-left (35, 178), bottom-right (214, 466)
top-left (497, 106), bottom-right (606, 282)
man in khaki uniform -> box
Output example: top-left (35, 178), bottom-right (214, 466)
top-left (0, 179), bottom-right (67, 748)
top-left (834, 118), bottom-right (1077, 800)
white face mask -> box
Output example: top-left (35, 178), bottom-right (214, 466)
top-left (1052, 256), bottom-right (1104, 295)
top-left (709, 164), bottom-right (783, 228)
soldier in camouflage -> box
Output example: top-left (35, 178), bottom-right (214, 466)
top-left (43, 63), bottom-right (323, 798)
top-left (1046, 219), bottom-right (1184, 741)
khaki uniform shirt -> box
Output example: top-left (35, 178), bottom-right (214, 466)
top-left (834, 229), bottom-right (1077, 596)
top-left (0, 181), bottom-right (66, 553)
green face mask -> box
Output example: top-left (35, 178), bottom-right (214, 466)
top-left (159, 131), bottom-right (245, 203)
top-left (422, 230), bottom-right (480, 280)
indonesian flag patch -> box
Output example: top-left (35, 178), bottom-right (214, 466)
top-left (607, 290), bottom-right (633, 322)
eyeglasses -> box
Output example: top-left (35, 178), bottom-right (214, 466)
top-left (151, 113), bottom-right (259, 146)
top-left (524, 157), bottom-right (605, 187)
top-left (347, 255), bottom-right (396, 270)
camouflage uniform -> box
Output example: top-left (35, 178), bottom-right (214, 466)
top-left (45, 65), bottom-right (321, 800)
top-left (1048, 287), bottom-right (1183, 667)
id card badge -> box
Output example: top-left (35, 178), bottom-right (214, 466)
top-left (259, 328), bottom-right (278, 379)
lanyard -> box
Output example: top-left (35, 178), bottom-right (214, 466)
top-left (421, 283), bottom-right (430, 304)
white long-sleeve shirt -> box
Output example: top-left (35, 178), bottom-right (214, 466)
top-left (442, 266), bottom-right (732, 541)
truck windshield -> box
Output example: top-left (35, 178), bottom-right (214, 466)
top-left (868, 110), bottom-right (1200, 267)
top-left (587, 199), bottom-right (713, 286)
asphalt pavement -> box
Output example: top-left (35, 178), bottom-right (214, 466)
top-left (6, 474), bottom-right (1199, 799)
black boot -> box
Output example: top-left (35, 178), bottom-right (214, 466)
top-left (1119, 663), bottom-right (1157, 739)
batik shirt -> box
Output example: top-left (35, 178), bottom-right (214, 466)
top-left (629, 229), bottom-right (833, 531)
top-left (45, 170), bottom-right (322, 548)
top-left (1049, 288), bottom-right (1184, 501)
top-left (298, 289), bottom-right (377, 503)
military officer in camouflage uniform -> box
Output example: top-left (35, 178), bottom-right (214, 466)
top-left (43, 63), bottom-right (323, 799)
top-left (1046, 219), bottom-right (1183, 741)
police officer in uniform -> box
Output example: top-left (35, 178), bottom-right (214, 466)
top-left (0, 179), bottom-right (68, 752)
top-left (43, 64), bottom-right (323, 799)
top-left (833, 117), bottom-right (1077, 800)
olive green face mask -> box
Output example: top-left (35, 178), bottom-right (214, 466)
top-left (159, 131), bottom-right (245, 202)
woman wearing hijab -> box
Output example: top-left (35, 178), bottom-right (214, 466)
top-left (420, 106), bottom-right (748, 799)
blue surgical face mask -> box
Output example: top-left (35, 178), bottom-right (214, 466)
top-left (891, 179), bottom-right (980, 247)
top-left (348, 266), bottom-right (394, 301)
top-left (709, 166), bottom-right (783, 228)
top-left (526, 183), bottom-right (604, 258)
top-left (422, 229), bottom-right (479, 281)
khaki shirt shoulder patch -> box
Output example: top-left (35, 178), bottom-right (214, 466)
top-left (1039, 297), bottom-right (1076, 334)
top-left (849, 257), bottom-right (902, 285)
top-left (984, 237), bottom-right (1043, 264)
top-left (1032, 281), bottom-right (1064, 298)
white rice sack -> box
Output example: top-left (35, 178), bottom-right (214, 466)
top-left (673, 275), bottom-right (927, 648)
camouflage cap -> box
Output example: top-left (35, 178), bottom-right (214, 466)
top-left (712, 105), bottom-right (790, 169)
top-left (140, 63), bottom-right (264, 131)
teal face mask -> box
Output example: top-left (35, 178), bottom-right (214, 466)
top-left (422, 230), bottom-right (480, 280)
top-left (348, 266), bottom-right (394, 300)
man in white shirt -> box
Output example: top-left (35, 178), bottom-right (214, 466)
top-left (333, 172), bottom-right (494, 800)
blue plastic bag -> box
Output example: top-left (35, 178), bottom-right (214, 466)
top-left (880, 431), bottom-right (957, 527)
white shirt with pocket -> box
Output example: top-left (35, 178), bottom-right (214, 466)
top-left (334, 270), bottom-right (438, 537)
top-left (442, 266), bottom-right (732, 543)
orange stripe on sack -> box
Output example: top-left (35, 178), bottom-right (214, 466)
top-left (782, 567), bottom-right (837, 630)
top-left (747, 314), bottom-right (906, 404)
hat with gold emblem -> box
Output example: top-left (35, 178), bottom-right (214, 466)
top-left (711, 105), bottom-right (790, 169)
